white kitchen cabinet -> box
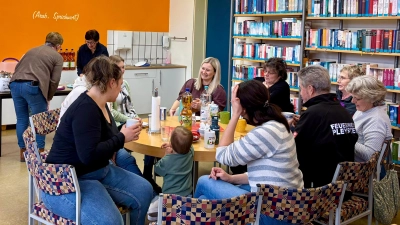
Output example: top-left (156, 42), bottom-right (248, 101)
top-left (2, 96), bottom-right (66, 125)
top-left (124, 69), bottom-right (157, 115)
top-left (156, 68), bottom-right (186, 110)
top-left (124, 67), bottom-right (186, 115)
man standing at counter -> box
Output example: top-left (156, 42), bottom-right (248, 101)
top-left (9, 32), bottom-right (64, 162)
top-left (76, 29), bottom-right (109, 76)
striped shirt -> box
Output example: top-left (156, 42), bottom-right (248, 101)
top-left (353, 105), bottom-right (392, 162)
top-left (216, 120), bottom-right (304, 192)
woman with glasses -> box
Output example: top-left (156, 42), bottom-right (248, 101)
top-left (76, 29), bottom-right (109, 76)
top-left (261, 58), bottom-right (294, 113)
top-left (346, 76), bottom-right (392, 162)
top-left (336, 65), bottom-right (363, 116)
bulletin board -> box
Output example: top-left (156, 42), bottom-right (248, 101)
top-left (0, 0), bottom-right (170, 61)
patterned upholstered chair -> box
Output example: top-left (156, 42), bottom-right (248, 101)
top-left (23, 126), bottom-right (130, 225)
top-left (255, 181), bottom-right (347, 225)
top-left (29, 108), bottom-right (61, 162)
top-left (316, 152), bottom-right (379, 225)
top-left (154, 192), bottom-right (259, 224)
top-left (23, 126), bottom-right (80, 225)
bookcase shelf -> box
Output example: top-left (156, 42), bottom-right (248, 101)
top-left (232, 79), bottom-right (299, 92)
top-left (232, 57), bottom-right (301, 66)
top-left (234, 13), bottom-right (302, 17)
top-left (233, 36), bottom-right (302, 41)
top-left (331, 81), bottom-right (400, 94)
top-left (307, 16), bottom-right (400, 20)
top-left (305, 48), bottom-right (400, 57)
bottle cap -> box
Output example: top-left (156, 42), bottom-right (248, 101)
top-left (204, 86), bottom-right (208, 90)
top-left (185, 88), bottom-right (190, 92)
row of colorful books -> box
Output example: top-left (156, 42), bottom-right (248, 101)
top-left (306, 60), bottom-right (400, 89)
top-left (306, 28), bottom-right (400, 53)
top-left (232, 64), bottom-right (299, 88)
top-left (308, 0), bottom-right (400, 17)
top-left (233, 42), bottom-right (301, 63)
top-left (234, 0), bottom-right (303, 14)
top-left (233, 19), bottom-right (302, 38)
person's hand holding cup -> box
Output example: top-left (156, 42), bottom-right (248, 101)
top-left (121, 118), bottom-right (141, 142)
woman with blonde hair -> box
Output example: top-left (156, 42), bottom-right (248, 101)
top-left (169, 57), bottom-right (227, 116)
top-left (346, 75), bottom-right (392, 162)
top-left (336, 65), bottom-right (364, 116)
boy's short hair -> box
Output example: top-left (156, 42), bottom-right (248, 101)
top-left (171, 126), bottom-right (193, 154)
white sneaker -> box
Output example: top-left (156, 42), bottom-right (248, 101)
top-left (147, 196), bottom-right (159, 221)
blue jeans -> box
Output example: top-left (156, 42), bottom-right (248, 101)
top-left (10, 81), bottom-right (47, 148)
top-left (115, 148), bottom-right (142, 176)
top-left (41, 164), bottom-right (153, 225)
top-left (194, 175), bottom-right (291, 225)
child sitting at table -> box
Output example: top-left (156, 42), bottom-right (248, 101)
top-left (147, 126), bottom-right (194, 221)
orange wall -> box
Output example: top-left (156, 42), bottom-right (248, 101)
top-left (0, 0), bottom-right (170, 61)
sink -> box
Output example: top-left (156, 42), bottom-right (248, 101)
top-left (149, 64), bottom-right (167, 67)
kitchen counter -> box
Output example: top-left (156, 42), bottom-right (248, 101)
top-left (125, 64), bottom-right (186, 70)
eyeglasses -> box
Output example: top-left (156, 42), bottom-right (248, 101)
top-left (86, 40), bottom-right (97, 46)
top-left (264, 70), bottom-right (277, 76)
top-left (338, 76), bottom-right (349, 80)
top-left (353, 96), bottom-right (363, 101)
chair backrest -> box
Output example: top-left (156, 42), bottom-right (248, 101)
top-left (23, 127), bottom-right (78, 196)
top-left (29, 108), bottom-right (61, 136)
top-left (256, 181), bottom-right (347, 224)
top-left (332, 152), bottom-right (378, 194)
top-left (23, 126), bottom-right (81, 224)
top-left (376, 140), bottom-right (392, 180)
top-left (157, 192), bottom-right (259, 224)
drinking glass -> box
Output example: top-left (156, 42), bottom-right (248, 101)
top-left (161, 126), bottom-right (171, 142)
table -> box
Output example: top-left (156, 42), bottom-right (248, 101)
top-left (123, 116), bottom-right (252, 191)
top-left (0, 88), bottom-right (72, 156)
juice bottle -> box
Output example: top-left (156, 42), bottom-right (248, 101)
top-left (180, 88), bottom-right (192, 130)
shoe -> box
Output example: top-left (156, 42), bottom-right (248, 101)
top-left (20, 148), bottom-right (26, 162)
top-left (147, 196), bottom-right (159, 221)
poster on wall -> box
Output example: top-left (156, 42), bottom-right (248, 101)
top-left (0, 0), bottom-right (169, 61)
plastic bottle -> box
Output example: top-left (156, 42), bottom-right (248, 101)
top-left (210, 116), bottom-right (220, 145)
top-left (200, 86), bottom-right (211, 124)
top-left (180, 88), bottom-right (192, 130)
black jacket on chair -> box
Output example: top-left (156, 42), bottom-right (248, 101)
top-left (294, 93), bottom-right (358, 188)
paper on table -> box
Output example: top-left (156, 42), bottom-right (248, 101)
top-left (151, 96), bottom-right (161, 131)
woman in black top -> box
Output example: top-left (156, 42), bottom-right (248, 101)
top-left (262, 58), bottom-right (294, 113)
top-left (44, 56), bottom-right (152, 225)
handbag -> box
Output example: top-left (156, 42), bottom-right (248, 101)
top-left (373, 165), bottom-right (400, 225)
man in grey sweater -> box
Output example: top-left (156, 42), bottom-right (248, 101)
top-left (9, 32), bottom-right (64, 162)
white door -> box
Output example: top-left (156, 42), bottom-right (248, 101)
top-left (157, 68), bottom-right (186, 110)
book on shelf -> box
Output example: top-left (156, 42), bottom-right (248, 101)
top-left (306, 26), bottom-right (400, 53)
top-left (233, 18), bottom-right (302, 38)
top-left (308, 0), bottom-right (400, 17)
top-left (290, 96), bottom-right (300, 114)
top-left (234, 0), bottom-right (302, 14)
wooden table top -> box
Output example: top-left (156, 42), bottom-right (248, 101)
top-left (124, 116), bottom-right (253, 162)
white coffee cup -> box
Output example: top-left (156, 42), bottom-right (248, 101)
top-left (126, 118), bottom-right (140, 128)
top-left (282, 112), bottom-right (294, 121)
